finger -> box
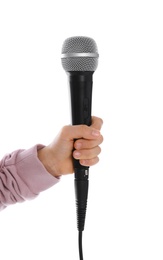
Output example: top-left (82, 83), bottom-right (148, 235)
top-left (74, 134), bottom-right (103, 150)
top-left (60, 124), bottom-right (101, 141)
top-left (73, 146), bottom-right (101, 160)
top-left (80, 157), bottom-right (99, 167)
top-left (91, 116), bottom-right (103, 131)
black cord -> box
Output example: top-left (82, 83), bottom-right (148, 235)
top-left (75, 168), bottom-right (89, 260)
top-left (79, 231), bottom-right (83, 260)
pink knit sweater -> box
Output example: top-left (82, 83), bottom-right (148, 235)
top-left (0, 144), bottom-right (59, 211)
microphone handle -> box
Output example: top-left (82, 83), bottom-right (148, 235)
top-left (68, 71), bottom-right (93, 231)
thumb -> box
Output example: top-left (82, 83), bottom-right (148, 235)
top-left (60, 124), bottom-right (101, 141)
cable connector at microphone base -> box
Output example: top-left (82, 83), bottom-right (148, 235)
top-left (74, 168), bottom-right (89, 231)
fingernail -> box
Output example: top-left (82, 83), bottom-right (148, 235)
top-left (92, 130), bottom-right (100, 137)
top-left (74, 151), bottom-right (81, 158)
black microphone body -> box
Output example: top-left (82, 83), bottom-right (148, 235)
top-left (68, 71), bottom-right (93, 231)
top-left (69, 71), bottom-right (93, 127)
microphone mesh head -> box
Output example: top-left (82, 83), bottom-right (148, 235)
top-left (61, 36), bottom-right (99, 72)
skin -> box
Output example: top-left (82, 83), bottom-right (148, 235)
top-left (38, 116), bottom-right (103, 178)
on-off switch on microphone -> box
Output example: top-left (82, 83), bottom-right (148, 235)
top-left (61, 36), bottom-right (99, 260)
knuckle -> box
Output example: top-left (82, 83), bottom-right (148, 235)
top-left (60, 125), bottom-right (71, 138)
top-left (100, 134), bottom-right (104, 144)
top-left (97, 117), bottom-right (103, 126)
top-left (100, 117), bottom-right (104, 125)
top-left (97, 146), bottom-right (102, 155)
top-left (93, 116), bottom-right (103, 125)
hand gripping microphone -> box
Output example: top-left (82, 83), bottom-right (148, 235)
top-left (61, 36), bottom-right (99, 260)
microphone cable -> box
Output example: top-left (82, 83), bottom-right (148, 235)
top-left (79, 230), bottom-right (83, 260)
top-left (74, 167), bottom-right (89, 260)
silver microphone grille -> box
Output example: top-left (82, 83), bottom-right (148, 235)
top-left (61, 36), bottom-right (99, 72)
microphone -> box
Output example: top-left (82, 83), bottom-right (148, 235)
top-left (61, 36), bottom-right (99, 259)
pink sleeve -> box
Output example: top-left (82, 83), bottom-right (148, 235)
top-left (0, 144), bottom-right (59, 211)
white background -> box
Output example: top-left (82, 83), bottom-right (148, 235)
top-left (0, 0), bottom-right (163, 259)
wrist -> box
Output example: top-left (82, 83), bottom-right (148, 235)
top-left (37, 146), bottom-right (61, 178)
